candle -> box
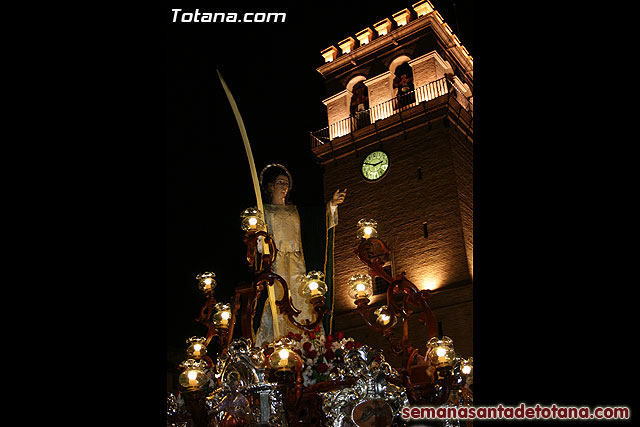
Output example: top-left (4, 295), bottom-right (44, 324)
top-left (308, 281), bottom-right (319, 296)
top-left (248, 216), bottom-right (258, 229)
top-left (356, 282), bottom-right (366, 298)
top-left (220, 311), bottom-right (230, 327)
top-left (187, 370), bottom-right (198, 387)
top-left (278, 349), bottom-right (289, 367)
top-left (192, 343), bottom-right (202, 357)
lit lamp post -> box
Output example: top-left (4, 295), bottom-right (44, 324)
top-left (178, 358), bottom-right (210, 427)
top-left (356, 219), bottom-right (378, 240)
top-left (347, 273), bottom-right (373, 306)
top-left (241, 207), bottom-right (272, 268)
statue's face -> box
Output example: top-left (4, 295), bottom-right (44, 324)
top-left (269, 174), bottom-right (289, 203)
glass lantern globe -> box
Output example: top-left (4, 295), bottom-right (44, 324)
top-left (425, 336), bottom-right (456, 368)
top-left (374, 305), bottom-right (397, 327)
top-left (356, 219), bottom-right (378, 240)
top-left (196, 272), bottom-right (216, 294)
top-left (301, 271), bottom-right (328, 300)
top-left (178, 359), bottom-right (209, 390)
top-left (212, 303), bottom-right (231, 328)
top-left (347, 274), bottom-right (373, 301)
top-left (460, 357), bottom-right (473, 376)
top-left (268, 338), bottom-right (301, 371)
top-left (240, 207), bottom-right (265, 232)
top-left (186, 336), bottom-right (207, 358)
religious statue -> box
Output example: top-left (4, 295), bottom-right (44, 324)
top-left (254, 163), bottom-right (346, 347)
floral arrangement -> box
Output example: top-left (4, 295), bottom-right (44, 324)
top-left (284, 326), bottom-right (363, 387)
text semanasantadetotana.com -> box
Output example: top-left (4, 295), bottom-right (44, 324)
top-left (402, 403), bottom-right (630, 421)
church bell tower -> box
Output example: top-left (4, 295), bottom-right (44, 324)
top-left (310, 0), bottom-right (473, 363)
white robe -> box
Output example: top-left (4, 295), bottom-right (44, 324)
top-left (254, 203), bottom-right (337, 347)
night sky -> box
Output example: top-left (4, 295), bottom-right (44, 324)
top-left (165, 0), bottom-right (474, 352)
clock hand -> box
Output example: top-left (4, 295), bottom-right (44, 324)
top-left (364, 161), bottom-right (383, 166)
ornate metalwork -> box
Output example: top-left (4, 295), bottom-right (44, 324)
top-left (170, 212), bottom-right (473, 427)
top-left (243, 228), bottom-right (329, 334)
top-left (352, 236), bottom-right (438, 361)
top-left (207, 338), bottom-right (293, 425)
top-left (321, 345), bottom-right (409, 426)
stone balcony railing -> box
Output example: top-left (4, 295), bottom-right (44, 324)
top-left (310, 77), bottom-right (472, 148)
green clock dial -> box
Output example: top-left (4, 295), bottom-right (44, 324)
top-left (361, 151), bottom-right (389, 181)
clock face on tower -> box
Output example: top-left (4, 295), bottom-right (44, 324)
top-left (361, 150), bottom-right (390, 182)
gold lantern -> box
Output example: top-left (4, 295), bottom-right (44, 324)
top-left (212, 303), bottom-right (232, 328)
top-left (268, 338), bottom-right (301, 372)
top-left (347, 273), bottom-right (373, 302)
top-left (460, 357), bottom-right (473, 376)
top-left (178, 359), bottom-right (209, 390)
top-left (196, 272), bottom-right (216, 294)
top-left (374, 305), bottom-right (397, 327)
top-left (186, 336), bottom-right (207, 358)
top-left (356, 219), bottom-right (378, 240)
top-left (300, 271), bottom-right (328, 301)
top-left (425, 336), bottom-right (456, 368)
top-left (240, 207), bottom-right (265, 232)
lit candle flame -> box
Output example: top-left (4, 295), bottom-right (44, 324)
top-left (379, 314), bottom-right (390, 325)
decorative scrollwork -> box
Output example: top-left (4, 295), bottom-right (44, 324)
top-left (321, 345), bottom-right (408, 426)
top-left (353, 237), bottom-right (439, 359)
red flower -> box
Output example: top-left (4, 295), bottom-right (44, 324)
top-left (325, 349), bottom-right (335, 360)
top-left (345, 341), bottom-right (354, 349)
top-left (302, 341), bottom-right (312, 352)
top-left (324, 340), bottom-right (333, 349)
top-left (317, 363), bottom-right (328, 373)
top-left (294, 333), bottom-right (302, 341)
top-left (326, 334), bottom-right (334, 342)
top-left (308, 332), bottom-right (316, 340)
top-left (336, 331), bottom-right (344, 340)
top-left (314, 324), bottom-right (321, 332)
top-left (287, 332), bottom-right (295, 339)
top-left (355, 341), bottom-right (363, 349)
top-left (308, 349), bottom-right (318, 359)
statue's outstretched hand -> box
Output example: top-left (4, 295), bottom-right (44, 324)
top-left (332, 188), bottom-right (347, 206)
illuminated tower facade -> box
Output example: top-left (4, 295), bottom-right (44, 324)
top-left (310, 1), bottom-right (473, 363)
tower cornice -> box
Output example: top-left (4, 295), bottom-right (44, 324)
top-left (317, 6), bottom-right (472, 82)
